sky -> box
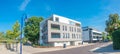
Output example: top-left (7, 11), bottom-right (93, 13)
top-left (0, 0), bottom-right (120, 32)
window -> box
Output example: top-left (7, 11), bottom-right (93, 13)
top-left (74, 34), bottom-right (76, 38)
top-left (51, 24), bottom-right (60, 30)
top-left (63, 33), bottom-right (65, 38)
top-left (63, 25), bottom-right (64, 31)
top-left (55, 17), bottom-right (59, 22)
top-left (69, 27), bottom-right (71, 31)
top-left (72, 34), bottom-right (73, 38)
top-left (76, 34), bottom-right (78, 39)
top-left (72, 27), bottom-right (73, 32)
top-left (77, 28), bottom-right (81, 32)
top-left (65, 26), bottom-right (67, 31)
top-left (74, 28), bottom-right (76, 32)
top-left (68, 33), bottom-right (70, 38)
top-left (66, 33), bottom-right (68, 38)
top-left (51, 33), bottom-right (60, 38)
top-left (69, 21), bottom-right (75, 25)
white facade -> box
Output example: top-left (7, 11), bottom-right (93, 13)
top-left (82, 30), bottom-right (89, 41)
top-left (54, 42), bottom-right (70, 46)
top-left (39, 14), bottom-right (82, 47)
top-left (82, 26), bottom-right (102, 42)
top-left (52, 14), bottom-right (81, 25)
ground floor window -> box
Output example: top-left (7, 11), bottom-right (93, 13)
top-left (51, 33), bottom-right (60, 38)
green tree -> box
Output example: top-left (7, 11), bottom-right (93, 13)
top-left (6, 30), bottom-right (13, 41)
top-left (5, 30), bottom-right (14, 50)
top-left (24, 16), bottom-right (43, 45)
top-left (5, 21), bottom-right (20, 51)
top-left (0, 32), bottom-right (5, 42)
top-left (12, 21), bottom-right (20, 51)
top-left (105, 13), bottom-right (120, 35)
top-left (12, 21), bottom-right (20, 40)
top-left (5, 21), bottom-right (20, 42)
top-left (102, 32), bottom-right (107, 41)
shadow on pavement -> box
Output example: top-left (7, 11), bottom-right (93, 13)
top-left (93, 44), bottom-right (120, 53)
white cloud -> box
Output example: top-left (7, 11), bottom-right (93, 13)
top-left (19, 0), bottom-right (31, 11)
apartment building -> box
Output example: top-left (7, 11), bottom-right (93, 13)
top-left (39, 14), bottom-right (82, 47)
top-left (82, 26), bottom-right (102, 43)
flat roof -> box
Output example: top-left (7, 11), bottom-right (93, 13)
top-left (53, 14), bottom-right (81, 24)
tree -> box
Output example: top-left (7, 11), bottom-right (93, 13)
top-left (24, 16), bottom-right (43, 45)
top-left (102, 32), bottom-right (107, 41)
top-left (105, 14), bottom-right (120, 35)
top-left (5, 21), bottom-right (20, 41)
top-left (12, 21), bottom-right (20, 51)
top-left (5, 21), bottom-right (20, 51)
top-left (5, 30), bottom-right (14, 50)
top-left (0, 32), bottom-right (5, 42)
top-left (12, 21), bottom-right (20, 40)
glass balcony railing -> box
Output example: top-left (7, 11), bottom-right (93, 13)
top-left (51, 28), bottom-right (60, 30)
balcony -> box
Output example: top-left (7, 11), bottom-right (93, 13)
top-left (51, 24), bottom-right (60, 30)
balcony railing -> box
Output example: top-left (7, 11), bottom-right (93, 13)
top-left (51, 28), bottom-right (60, 30)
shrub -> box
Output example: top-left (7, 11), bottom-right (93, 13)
top-left (107, 36), bottom-right (112, 41)
top-left (112, 29), bottom-right (120, 50)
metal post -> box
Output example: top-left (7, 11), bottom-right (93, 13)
top-left (20, 13), bottom-right (27, 54)
top-left (20, 15), bottom-right (23, 54)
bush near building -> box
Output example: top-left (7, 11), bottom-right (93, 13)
top-left (112, 29), bottom-right (120, 50)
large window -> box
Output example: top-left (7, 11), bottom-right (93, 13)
top-left (69, 27), bottom-right (71, 31)
top-left (55, 17), bottom-right (59, 22)
top-left (65, 26), bottom-right (67, 31)
top-left (63, 33), bottom-right (65, 38)
top-left (68, 33), bottom-right (70, 38)
top-left (51, 33), bottom-right (60, 38)
top-left (51, 24), bottom-right (60, 30)
top-left (74, 28), bottom-right (76, 32)
top-left (63, 25), bottom-right (64, 31)
top-left (72, 34), bottom-right (74, 38)
top-left (75, 23), bottom-right (80, 26)
top-left (72, 27), bottom-right (73, 32)
top-left (77, 28), bottom-right (81, 32)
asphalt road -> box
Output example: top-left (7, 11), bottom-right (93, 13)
top-left (33, 42), bottom-right (110, 54)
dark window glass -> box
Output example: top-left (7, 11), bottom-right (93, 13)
top-left (51, 33), bottom-right (60, 38)
top-left (55, 17), bottom-right (59, 22)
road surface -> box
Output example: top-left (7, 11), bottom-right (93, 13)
top-left (34, 42), bottom-right (110, 54)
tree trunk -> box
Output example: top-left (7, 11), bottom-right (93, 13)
top-left (12, 43), bottom-right (14, 51)
top-left (8, 43), bottom-right (11, 50)
top-left (16, 42), bottom-right (18, 52)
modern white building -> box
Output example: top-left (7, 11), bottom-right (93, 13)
top-left (82, 26), bottom-right (102, 43)
top-left (39, 14), bottom-right (82, 47)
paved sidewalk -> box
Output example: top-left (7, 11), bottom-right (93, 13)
top-left (23, 42), bottom-right (94, 54)
top-left (0, 43), bottom-right (93, 54)
top-left (0, 44), bottom-right (16, 54)
top-left (91, 42), bottom-right (120, 54)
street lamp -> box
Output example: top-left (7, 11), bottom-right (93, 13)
top-left (20, 13), bottom-right (27, 54)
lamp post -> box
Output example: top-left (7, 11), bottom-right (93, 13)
top-left (20, 13), bottom-right (27, 54)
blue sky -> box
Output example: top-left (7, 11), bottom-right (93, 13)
top-left (0, 0), bottom-right (120, 32)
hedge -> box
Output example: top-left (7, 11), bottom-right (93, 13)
top-left (112, 29), bottom-right (120, 50)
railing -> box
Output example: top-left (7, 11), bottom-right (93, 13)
top-left (51, 28), bottom-right (60, 30)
